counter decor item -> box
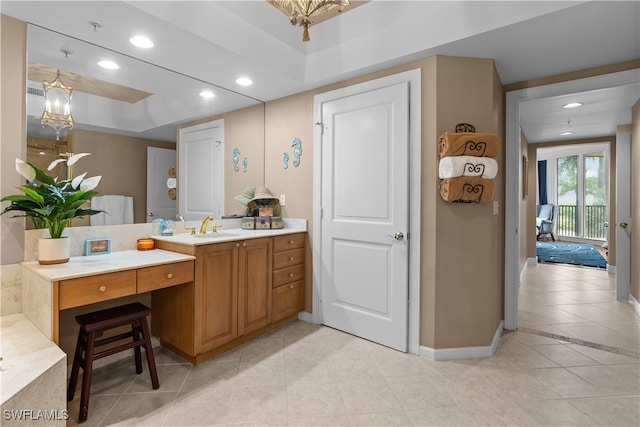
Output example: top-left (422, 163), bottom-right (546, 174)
top-left (1, 153), bottom-right (102, 264)
top-left (85, 238), bottom-right (111, 255)
top-left (137, 238), bottom-right (155, 251)
top-left (437, 124), bottom-right (500, 204)
top-left (152, 218), bottom-right (176, 235)
top-left (241, 186), bottom-right (283, 229)
top-left (242, 216), bottom-right (283, 230)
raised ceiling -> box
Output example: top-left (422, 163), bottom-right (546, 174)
top-left (2, 1), bottom-right (639, 143)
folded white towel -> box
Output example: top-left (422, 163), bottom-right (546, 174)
top-left (91, 195), bottom-right (134, 226)
top-left (438, 156), bottom-right (498, 179)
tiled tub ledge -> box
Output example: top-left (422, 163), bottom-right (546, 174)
top-left (1, 314), bottom-right (67, 426)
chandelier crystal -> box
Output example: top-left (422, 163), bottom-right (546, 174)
top-left (272, 0), bottom-right (351, 41)
top-left (41, 70), bottom-right (74, 140)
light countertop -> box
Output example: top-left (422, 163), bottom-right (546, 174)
top-left (151, 226), bottom-right (307, 246)
top-left (22, 249), bottom-right (195, 282)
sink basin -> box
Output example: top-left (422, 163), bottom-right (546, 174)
top-left (192, 232), bottom-right (239, 239)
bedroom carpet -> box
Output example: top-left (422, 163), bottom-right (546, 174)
top-left (536, 241), bottom-right (608, 268)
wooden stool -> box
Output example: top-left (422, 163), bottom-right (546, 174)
top-left (67, 302), bottom-right (160, 423)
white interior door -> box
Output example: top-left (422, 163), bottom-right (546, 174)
top-left (146, 147), bottom-right (177, 222)
top-left (320, 82), bottom-right (409, 352)
top-left (616, 130), bottom-right (631, 300)
top-left (178, 119), bottom-right (224, 220)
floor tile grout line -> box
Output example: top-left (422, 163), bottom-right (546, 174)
top-left (518, 327), bottom-right (640, 359)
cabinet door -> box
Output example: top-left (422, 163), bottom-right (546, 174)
top-left (196, 241), bottom-right (238, 353)
top-left (238, 237), bottom-right (273, 336)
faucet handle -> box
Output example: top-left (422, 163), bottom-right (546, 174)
top-left (186, 227), bottom-right (196, 235)
top-left (212, 225), bottom-right (223, 233)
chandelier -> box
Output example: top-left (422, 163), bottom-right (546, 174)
top-left (271, 0), bottom-right (351, 42)
top-left (41, 70), bottom-right (74, 140)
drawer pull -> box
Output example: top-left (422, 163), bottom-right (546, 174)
top-left (99, 285), bottom-right (107, 293)
top-left (235, 243), bottom-right (240, 248)
top-left (289, 240), bottom-right (294, 245)
top-left (167, 273), bottom-right (173, 279)
top-left (289, 273), bottom-right (294, 277)
top-left (289, 256), bottom-right (294, 261)
top-left (289, 285), bottom-right (294, 289)
top-left (242, 242), bottom-right (246, 247)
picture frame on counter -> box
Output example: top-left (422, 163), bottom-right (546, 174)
top-left (85, 238), bottom-right (111, 256)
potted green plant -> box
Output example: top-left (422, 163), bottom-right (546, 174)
top-left (1, 153), bottom-right (102, 264)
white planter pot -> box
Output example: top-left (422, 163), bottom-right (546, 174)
top-left (38, 237), bottom-right (70, 265)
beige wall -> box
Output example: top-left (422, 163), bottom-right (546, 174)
top-left (0, 15), bottom-right (26, 265)
top-left (71, 129), bottom-right (175, 225)
top-left (632, 99), bottom-right (639, 301)
top-left (430, 56), bottom-right (504, 349)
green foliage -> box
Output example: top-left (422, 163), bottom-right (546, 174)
top-left (1, 156), bottom-right (101, 239)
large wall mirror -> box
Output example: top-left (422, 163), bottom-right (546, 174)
top-left (25, 24), bottom-right (265, 227)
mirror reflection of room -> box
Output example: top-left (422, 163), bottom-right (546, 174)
top-left (25, 24), bottom-right (265, 227)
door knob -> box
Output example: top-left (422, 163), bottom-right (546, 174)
top-left (620, 222), bottom-right (628, 229)
top-left (386, 232), bottom-right (404, 241)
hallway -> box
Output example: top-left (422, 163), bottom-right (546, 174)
top-left (518, 262), bottom-right (639, 357)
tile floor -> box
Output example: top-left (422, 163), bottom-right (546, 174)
top-left (68, 262), bottom-right (640, 426)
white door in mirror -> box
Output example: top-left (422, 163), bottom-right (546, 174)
top-left (178, 119), bottom-right (225, 220)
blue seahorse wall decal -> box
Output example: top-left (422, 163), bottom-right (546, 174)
top-left (283, 152), bottom-right (289, 169)
top-left (242, 156), bottom-right (248, 173)
top-left (292, 138), bottom-right (302, 167)
top-left (233, 148), bottom-right (240, 172)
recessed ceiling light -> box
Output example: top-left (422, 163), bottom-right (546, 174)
top-left (98, 60), bottom-right (119, 70)
top-left (560, 131), bottom-right (575, 136)
top-left (200, 90), bottom-right (215, 99)
top-left (129, 35), bottom-right (154, 49)
top-left (562, 102), bottom-right (583, 109)
top-left (236, 77), bottom-right (253, 86)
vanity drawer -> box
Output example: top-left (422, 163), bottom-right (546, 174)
top-left (273, 233), bottom-right (305, 252)
top-left (272, 280), bottom-right (304, 322)
top-left (59, 270), bottom-right (136, 310)
top-left (273, 248), bottom-right (304, 270)
top-left (137, 260), bottom-right (194, 293)
top-left (273, 263), bottom-right (305, 288)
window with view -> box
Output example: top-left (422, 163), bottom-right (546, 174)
top-left (556, 150), bottom-right (607, 240)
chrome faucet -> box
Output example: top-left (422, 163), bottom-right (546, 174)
top-left (200, 215), bottom-right (214, 234)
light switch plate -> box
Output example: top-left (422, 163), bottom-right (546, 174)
top-left (279, 194), bottom-right (286, 206)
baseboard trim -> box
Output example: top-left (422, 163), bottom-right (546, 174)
top-left (630, 294), bottom-right (640, 318)
top-left (419, 320), bottom-right (504, 360)
top-left (298, 311), bottom-right (315, 323)
top-left (606, 264), bottom-right (616, 274)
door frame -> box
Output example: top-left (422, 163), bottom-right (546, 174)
top-left (312, 69), bottom-right (421, 354)
top-left (615, 127), bottom-right (631, 300)
top-left (504, 68), bottom-right (640, 330)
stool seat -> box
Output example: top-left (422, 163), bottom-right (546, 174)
top-left (68, 302), bottom-right (159, 423)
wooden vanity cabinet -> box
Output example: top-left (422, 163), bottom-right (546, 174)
top-left (196, 237), bottom-right (272, 353)
top-left (272, 234), bottom-right (305, 322)
top-left (196, 241), bottom-right (239, 353)
top-left (153, 233), bottom-right (303, 365)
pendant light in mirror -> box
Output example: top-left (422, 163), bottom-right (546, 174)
top-left (40, 67), bottom-right (73, 141)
